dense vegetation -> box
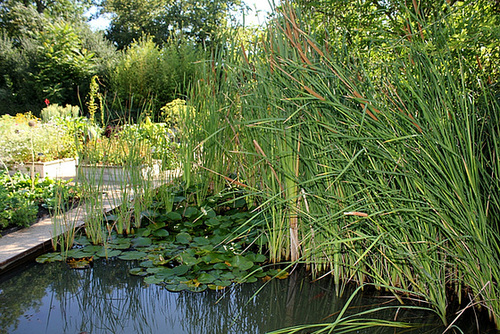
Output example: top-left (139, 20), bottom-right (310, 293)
top-left (2, 0), bottom-right (500, 331)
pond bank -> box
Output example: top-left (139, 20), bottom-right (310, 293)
top-left (0, 185), bottom-right (124, 274)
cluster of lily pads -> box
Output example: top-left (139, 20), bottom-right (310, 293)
top-left (37, 185), bottom-right (289, 292)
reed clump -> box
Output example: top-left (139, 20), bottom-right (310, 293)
top-left (181, 2), bottom-right (500, 328)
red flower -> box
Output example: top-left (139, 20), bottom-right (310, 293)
top-left (44, 98), bottom-right (50, 106)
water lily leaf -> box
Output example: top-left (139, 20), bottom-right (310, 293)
top-left (172, 264), bottom-right (190, 276)
top-left (176, 232), bottom-right (192, 244)
top-left (148, 222), bottom-right (166, 230)
top-left (173, 196), bottom-right (186, 203)
top-left (180, 254), bottom-right (198, 266)
top-left (230, 255), bottom-right (254, 271)
top-left (132, 237), bottom-right (152, 248)
top-left (201, 207), bottom-right (216, 218)
top-left (155, 267), bottom-right (175, 278)
top-left (166, 283), bottom-right (189, 292)
top-left (95, 248), bottom-right (122, 258)
top-left (153, 229), bottom-right (169, 238)
top-left (186, 284), bottom-right (207, 292)
top-left (129, 268), bottom-right (148, 276)
top-left (36, 252), bottom-right (63, 263)
top-left (166, 211), bottom-right (182, 221)
top-left (193, 236), bottom-right (210, 246)
top-left (220, 272), bottom-right (235, 280)
top-left (65, 249), bottom-right (91, 259)
top-left (201, 252), bottom-right (223, 264)
top-left (245, 253), bottom-right (266, 263)
top-left (118, 251), bottom-right (147, 261)
top-left (109, 238), bottom-right (131, 249)
top-left (183, 206), bottom-right (198, 218)
top-left (73, 236), bottom-right (90, 246)
top-left (82, 245), bottom-right (102, 254)
top-left (213, 262), bottom-right (229, 270)
top-left (144, 275), bottom-right (165, 285)
top-left (205, 217), bottom-right (220, 227)
top-left (267, 269), bottom-right (290, 279)
top-left (245, 276), bottom-right (258, 283)
top-left (140, 260), bottom-right (155, 268)
top-left (197, 273), bottom-right (216, 284)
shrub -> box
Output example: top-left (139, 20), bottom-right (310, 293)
top-left (40, 104), bottom-right (80, 122)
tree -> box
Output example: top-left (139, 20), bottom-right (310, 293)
top-left (0, 0), bottom-right (91, 41)
top-left (102, 0), bottom-right (241, 49)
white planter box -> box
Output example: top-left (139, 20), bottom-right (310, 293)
top-left (7, 158), bottom-right (77, 179)
top-left (76, 162), bottom-right (162, 184)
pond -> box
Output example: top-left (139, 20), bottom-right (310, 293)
top-left (0, 259), bottom-right (495, 334)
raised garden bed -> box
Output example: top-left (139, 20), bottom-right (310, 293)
top-left (7, 158), bottom-right (77, 179)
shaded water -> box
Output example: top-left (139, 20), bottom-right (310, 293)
top-left (0, 260), bottom-right (494, 334)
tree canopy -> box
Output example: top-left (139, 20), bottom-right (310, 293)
top-left (102, 0), bottom-right (242, 49)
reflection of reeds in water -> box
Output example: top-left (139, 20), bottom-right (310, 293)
top-left (2, 261), bottom-right (492, 334)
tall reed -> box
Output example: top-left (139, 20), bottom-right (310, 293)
top-left (182, 2), bottom-right (500, 328)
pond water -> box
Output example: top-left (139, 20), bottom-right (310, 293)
top-left (0, 259), bottom-right (495, 334)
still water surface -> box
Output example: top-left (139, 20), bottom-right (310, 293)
top-left (0, 259), bottom-right (493, 334)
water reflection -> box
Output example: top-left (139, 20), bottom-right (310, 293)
top-left (0, 260), bottom-right (493, 334)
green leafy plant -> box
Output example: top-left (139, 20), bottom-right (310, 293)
top-left (0, 113), bottom-right (79, 164)
top-left (0, 170), bottom-right (80, 231)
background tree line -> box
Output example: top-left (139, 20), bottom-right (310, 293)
top-left (0, 0), bottom-right (498, 120)
top-left (0, 0), bottom-right (240, 119)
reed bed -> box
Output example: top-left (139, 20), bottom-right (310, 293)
top-left (181, 3), bottom-right (500, 328)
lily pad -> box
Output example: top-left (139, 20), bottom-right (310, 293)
top-left (118, 251), bottom-right (148, 261)
top-left (176, 232), bottom-right (192, 244)
top-left (153, 229), bottom-right (169, 238)
top-left (36, 252), bottom-right (63, 263)
top-left (166, 211), bottom-right (182, 221)
top-left (95, 248), bottom-right (122, 258)
top-left (183, 206), bottom-right (198, 218)
top-left (205, 217), bottom-right (220, 227)
top-left (197, 273), bottom-right (216, 284)
top-left (109, 238), bottom-right (131, 250)
top-left (245, 253), bottom-right (266, 263)
top-left (229, 255), bottom-right (254, 271)
top-left (65, 249), bottom-right (92, 259)
top-left (144, 275), bottom-right (165, 285)
top-left (132, 237), bottom-right (152, 248)
top-left (172, 264), bottom-right (190, 276)
top-left (166, 283), bottom-right (189, 292)
top-left (129, 268), bottom-right (148, 276)
top-left (193, 236), bottom-right (210, 246)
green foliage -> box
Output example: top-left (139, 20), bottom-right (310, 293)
top-left (103, 0), bottom-right (241, 49)
top-left (160, 98), bottom-right (190, 129)
top-left (0, 170), bottom-right (79, 230)
top-left (0, 186), bottom-right (37, 229)
top-left (40, 104), bottom-right (80, 122)
top-left (78, 119), bottom-right (179, 168)
top-left (35, 22), bottom-right (95, 104)
top-left (107, 35), bottom-right (201, 113)
top-left (181, 3), bottom-right (500, 329)
top-left (0, 113), bottom-right (79, 163)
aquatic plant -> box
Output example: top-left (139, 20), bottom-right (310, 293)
top-left (179, 2), bottom-right (500, 329)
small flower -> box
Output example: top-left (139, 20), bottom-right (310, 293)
top-left (44, 98), bottom-right (50, 106)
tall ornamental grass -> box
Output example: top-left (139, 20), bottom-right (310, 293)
top-left (181, 3), bottom-right (500, 328)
